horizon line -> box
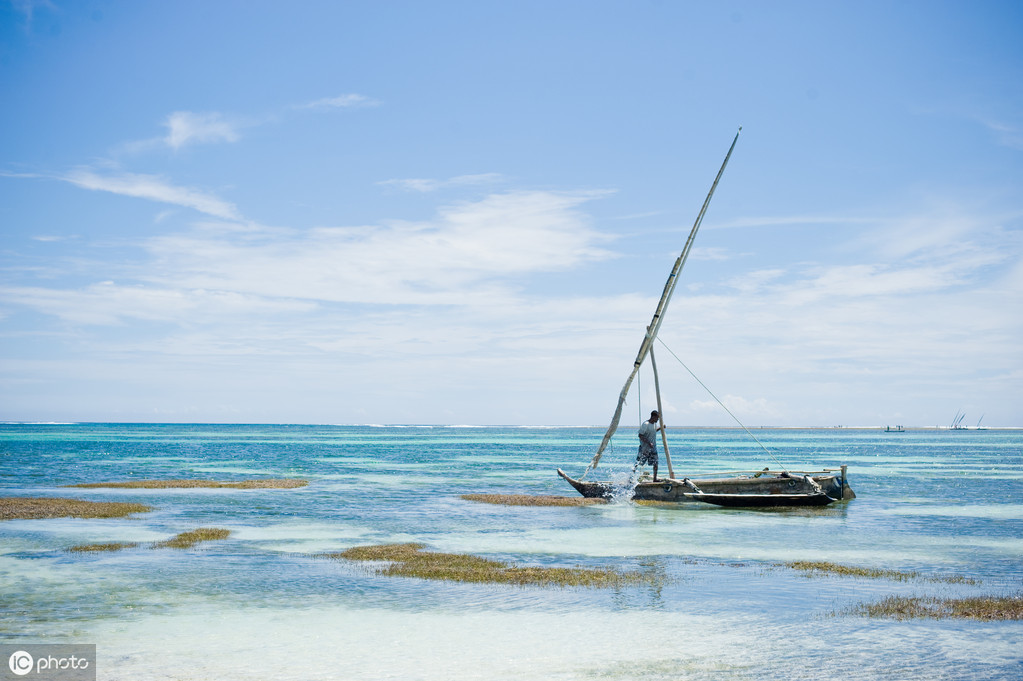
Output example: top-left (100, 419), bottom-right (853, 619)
top-left (2, 421), bottom-right (1020, 430)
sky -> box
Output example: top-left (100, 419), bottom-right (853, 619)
top-left (1, 0), bottom-right (1021, 427)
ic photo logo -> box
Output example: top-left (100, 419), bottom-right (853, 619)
top-left (8, 651), bottom-right (32, 677)
top-left (0, 645), bottom-right (95, 681)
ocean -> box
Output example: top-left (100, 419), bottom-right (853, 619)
top-left (1, 424), bottom-right (1021, 680)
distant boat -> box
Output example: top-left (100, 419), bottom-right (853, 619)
top-left (884, 425), bottom-right (905, 432)
top-left (558, 130), bottom-right (854, 508)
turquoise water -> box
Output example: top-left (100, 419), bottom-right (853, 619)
top-left (1, 424), bottom-right (1021, 680)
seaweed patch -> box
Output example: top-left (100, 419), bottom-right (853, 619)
top-left (68, 528), bottom-right (231, 553)
top-left (65, 479), bottom-right (307, 489)
top-left (1, 497), bottom-right (153, 521)
top-left (66, 542), bottom-right (142, 553)
top-left (322, 542), bottom-right (655, 588)
top-left (784, 560), bottom-right (976, 584)
top-left (461, 494), bottom-right (607, 507)
top-left (152, 527), bottom-right (232, 549)
top-left (850, 594), bottom-right (1023, 620)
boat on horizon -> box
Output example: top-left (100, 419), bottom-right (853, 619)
top-left (558, 130), bottom-right (855, 508)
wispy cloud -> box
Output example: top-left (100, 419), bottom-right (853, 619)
top-left (690, 246), bottom-right (738, 262)
top-left (9, 0), bottom-right (56, 30)
top-left (859, 207), bottom-right (1004, 260)
top-left (1, 282), bottom-right (315, 326)
top-left (723, 209), bottom-right (1011, 303)
top-left (63, 169), bottom-right (241, 221)
top-left (112, 96), bottom-right (375, 157)
top-left (163, 111), bottom-right (243, 150)
top-left (708, 215), bottom-right (876, 230)
top-left (981, 119), bottom-right (1023, 151)
top-left (689, 394), bottom-right (781, 419)
top-left (139, 190), bottom-right (613, 306)
top-left (117, 98), bottom-right (374, 154)
top-left (297, 93), bottom-right (380, 110)
top-left (378, 173), bottom-right (506, 193)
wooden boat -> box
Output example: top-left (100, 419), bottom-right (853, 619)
top-left (559, 130), bottom-right (855, 508)
top-left (558, 467), bottom-right (854, 505)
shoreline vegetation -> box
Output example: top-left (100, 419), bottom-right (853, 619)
top-left (784, 560), bottom-right (977, 584)
top-left (1, 497), bottom-right (152, 521)
top-left (64, 479), bottom-right (308, 489)
top-left (68, 527), bottom-right (231, 552)
top-left (461, 494), bottom-right (607, 507)
top-left (786, 561), bottom-right (1021, 620)
top-left (850, 595), bottom-right (1023, 620)
top-left (323, 543), bottom-right (658, 588)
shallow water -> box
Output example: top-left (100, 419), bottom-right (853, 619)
top-left (1, 424), bottom-right (1021, 679)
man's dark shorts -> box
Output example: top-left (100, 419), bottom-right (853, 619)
top-left (636, 445), bottom-right (657, 466)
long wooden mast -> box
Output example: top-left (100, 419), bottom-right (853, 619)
top-left (649, 346), bottom-right (674, 479)
top-left (586, 128), bottom-right (741, 473)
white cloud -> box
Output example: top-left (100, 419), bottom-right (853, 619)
top-left (708, 215), bottom-right (875, 230)
top-left (62, 169), bottom-right (241, 221)
top-left (689, 394), bottom-right (781, 419)
top-left (139, 190), bottom-right (613, 305)
top-left (981, 119), bottom-right (1023, 151)
top-left (860, 209), bottom-right (996, 260)
top-left (724, 268), bottom-right (787, 294)
top-left (777, 263), bottom-right (965, 304)
top-left (164, 111), bottom-right (242, 149)
top-left (379, 173), bottom-right (506, 193)
top-left (10, 0), bottom-right (55, 29)
top-left (690, 246), bottom-right (738, 262)
top-left (298, 94), bottom-right (380, 110)
top-left (4, 185), bottom-right (1020, 426)
top-left (642, 200), bottom-right (1023, 425)
top-left (1, 282), bottom-right (315, 326)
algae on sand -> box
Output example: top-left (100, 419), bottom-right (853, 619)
top-left (153, 527), bottom-right (231, 549)
top-left (851, 594), bottom-right (1023, 620)
top-left (67, 541), bottom-right (142, 553)
top-left (65, 479), bottom-right (307, 489)
top-left (786, 560), bottom-right (920, 581)
top-left (0, 497), bottom-right (152, 521)
top-left (67, 528), bottom-right (231, 553)
top-left (785, 560), bottom-right (976, 584)
top-left (324, 542), bottom-right (657, 588)
top-left (461, 494), bottom-right (607, 507)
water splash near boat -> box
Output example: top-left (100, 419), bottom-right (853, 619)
top-left (608, 469), bottom-right (638, 504)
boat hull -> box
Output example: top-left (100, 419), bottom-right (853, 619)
top-left (556, 468), bottom-right (854, 506)
top-left (688, 492), bottom-right (835, 507)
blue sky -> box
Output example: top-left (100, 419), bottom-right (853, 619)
top-left (1, 0), bottom-right (1021, 426)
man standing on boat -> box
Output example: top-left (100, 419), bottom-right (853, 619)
top-left (635, 410), bottom-right (664, 482)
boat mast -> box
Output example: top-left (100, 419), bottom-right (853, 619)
top-left (587, 128), bottom-right (741, 473)
top-left (648, 346), bottom-right (674, 479)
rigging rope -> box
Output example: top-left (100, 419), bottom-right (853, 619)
top-left (655, 337), bottom-right (787, 470)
